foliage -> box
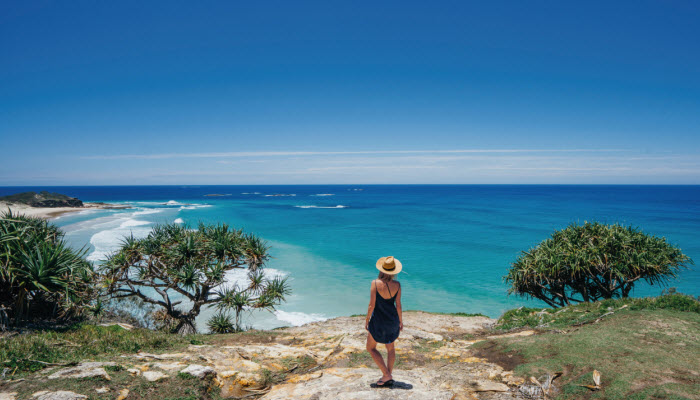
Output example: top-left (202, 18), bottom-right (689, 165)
top-left (207, 312), bottom-right (236, 333)
top-left (1, 323), bottom-right (206, 373)
top-left (495, 291), bottom-right (700, 331)
top-left (505, 222), bottom-right (693, 307)
top-left (478, 308), bottom-right (700, 399)
top-left (102, 222), bottom-right (290, 334)
top-left (0, 191), bottom-right (83, 207)
top-left (0, 210), bottom-right (96, 328)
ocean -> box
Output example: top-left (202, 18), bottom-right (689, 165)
top-left (2, 185), bottom-right (699, 330)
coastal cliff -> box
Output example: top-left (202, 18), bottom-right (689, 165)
top-left (2, 301), bottom-right (699, 400)
top-left (1, 313), bottom-right (524, 400)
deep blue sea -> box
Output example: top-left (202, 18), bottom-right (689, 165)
top-left (2, 185), bottom-right (699, 330)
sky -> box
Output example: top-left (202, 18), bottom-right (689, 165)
top-left (1, 1), bottom-right (699, 185)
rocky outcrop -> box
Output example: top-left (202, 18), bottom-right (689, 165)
top-left (31, 392), bottom-right (87, 400)
top-left (0, 191), bottom-right (83, 208)
top-left (120, 312), bottom-right (524, 399)
top-left (15, 312), bottom-right (535, 399)
top-left (47, 362), bottom-right (115, 381)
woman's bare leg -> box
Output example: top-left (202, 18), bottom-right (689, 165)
top-left (366, 333), bottom-right (391, 381)
top-left (385, 341), bottom-right (395, 377)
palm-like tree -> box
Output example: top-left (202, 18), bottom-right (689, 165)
top-left (505, 222), bottom-right (693, 307)
top-left (0, 210), bottom-right (94, 327)
top-left (102, 223), bottom-right (290, 334)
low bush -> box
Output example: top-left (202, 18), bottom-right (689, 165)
top-left (496, 291), bottom-right (700, 330)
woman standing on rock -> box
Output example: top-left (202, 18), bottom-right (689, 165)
top-left (365, 256), bottom-right (403, 387)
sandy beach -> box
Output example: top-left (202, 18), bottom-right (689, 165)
top-left (0, 201), bottom-right (130, 219)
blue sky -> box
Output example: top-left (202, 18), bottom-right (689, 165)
top-left (1, 1), bottom-right (699, 185)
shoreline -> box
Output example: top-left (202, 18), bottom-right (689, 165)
top-left (0, 201), bottom-right (131, 220)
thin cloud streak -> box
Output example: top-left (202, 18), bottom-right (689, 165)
top-left (82, 148), bottom-right (630, 160)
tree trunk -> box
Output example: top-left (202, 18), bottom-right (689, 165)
top-left (175, 317), bottom-right (197, 335)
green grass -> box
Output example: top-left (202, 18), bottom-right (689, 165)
top-left (8, 366), bottom-right (223, 400)
top-left (1, 323), bottom-right (211, 373)
top-left (405, 310), bottom-right (488, 317)
top-left (476, 307), bottom-right (700, 399)
top-left (279, 355), bottom-right (316, 371)
top-left (495, 293), bottom-right (700, 331)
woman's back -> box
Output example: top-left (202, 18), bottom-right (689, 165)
top-left (368, 279), bottom-right (401, 344)
top-left (375, 279), bottom-right (400, 300)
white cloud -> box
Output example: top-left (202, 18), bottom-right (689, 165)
top-left (82, 148), bottom-right (629, 160)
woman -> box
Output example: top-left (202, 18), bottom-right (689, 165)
top-left (365, 256), bottom-right (403, 387)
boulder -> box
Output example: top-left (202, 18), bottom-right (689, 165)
top-left (472, 379), bottom-right (510, 392)
top-left (0, 393), bottom-right (17, 400)
top-left (116, 389), bottom-right (129, 400)
top-left (180, 364), bottom-right (216, 379)
top-left (32, 392), bottom-right (87, 400)
top-left (47, 362), bottom-right (114, 381)
top-left (152, 362), bottom-right (186, 371)
top-left (142, 371), bottom-right (169, 382)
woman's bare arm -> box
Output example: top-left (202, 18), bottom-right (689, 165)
top-left (365, 280), bottom-right (376, 330)
top-left (396, 282), bottom-right (403, 330)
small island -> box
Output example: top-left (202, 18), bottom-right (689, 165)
top-left (0, 191), bottom-right (130, 219)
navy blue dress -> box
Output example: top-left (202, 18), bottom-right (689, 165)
top-left (368, 280), bottom-right (400, 344)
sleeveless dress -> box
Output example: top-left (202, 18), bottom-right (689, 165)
top-left (368, 280), bottom-right (400, 344)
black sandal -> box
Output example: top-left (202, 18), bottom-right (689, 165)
top-left (376, 379), bottom-right (394, 387)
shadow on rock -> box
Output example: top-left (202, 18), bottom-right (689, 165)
top-left (369, 381), bottom-right (413, 390)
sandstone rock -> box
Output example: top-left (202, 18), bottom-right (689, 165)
top-left (180, 364), bottom-right (216, 378)
top-left (261, 367), bottom-right (454, 400)
top-left (94, 387), bottom-right (109, 393)
top-left (486, 330), bottom-right (535, 339)
top-left (152, 362), bottom-right (186, 371)
top-left (0, 393), bottom-right (17, 400)
top-left (472, 379), bottom-right (510, 392)
top-left (128, 352), bottom-right (187, 361)
top-left (116, 389), bottom-right (129, 400)
top-left (217, 371), bottom-right (265, 398)
top-left (48, 362), bottom-right (114, 380)
top-left (142, 371), bottom-right (169, 382)
top-left (127, 368), bottom-right (141, 376)
top-left (32, 391), bottom-right (87, 400)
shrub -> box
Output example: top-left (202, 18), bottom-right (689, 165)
top-left (504, 222), bottom-right (693, 307)
top-left (0, 210), bottom-right (96, 328)
top-left (207, 312), bottom-right (236, 333)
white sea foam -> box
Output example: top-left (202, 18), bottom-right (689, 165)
top-left (119, 219), bottom-right (151, 228)
top-left (87, 220), bottom-right (152, 263)
top-left (274, 310), bottom-right (327, 326)
top-left (179, 204), bottom-right (212, 210)
top-left (174, 218), bottom-right (184, 224)
top-left (263, 194), bottom-right (296, 197)
top-left (294, 205), bottom-right (347, 209)
top-left (165, 200), bottom-right (181, 205)
top-left (132, 208), bottom-right (166, 216)
top-left (219, 267), bottom-right (288, 291)
top-left (311, 194), bottom-right (334, 196)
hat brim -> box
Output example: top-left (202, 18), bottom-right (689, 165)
top-left (376, 257), bottom-right (402, 275)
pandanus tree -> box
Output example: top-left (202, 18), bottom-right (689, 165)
top-left (505, 222), bottom-right (692, 307)
top-left (0, 210), bottom-right (95, 328)
top-left (102, 223), bottom-right (290, 334)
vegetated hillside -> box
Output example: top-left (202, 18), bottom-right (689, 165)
top-left (0, 191), bottom-right (83, 207)
top-left (1, 295), bottom-right (698, 399)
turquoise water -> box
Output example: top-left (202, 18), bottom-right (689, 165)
top-left (2, 185), bottom-right (698, 329)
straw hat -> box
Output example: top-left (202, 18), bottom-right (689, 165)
top-left (376, 256), bottom-right (402, 275)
